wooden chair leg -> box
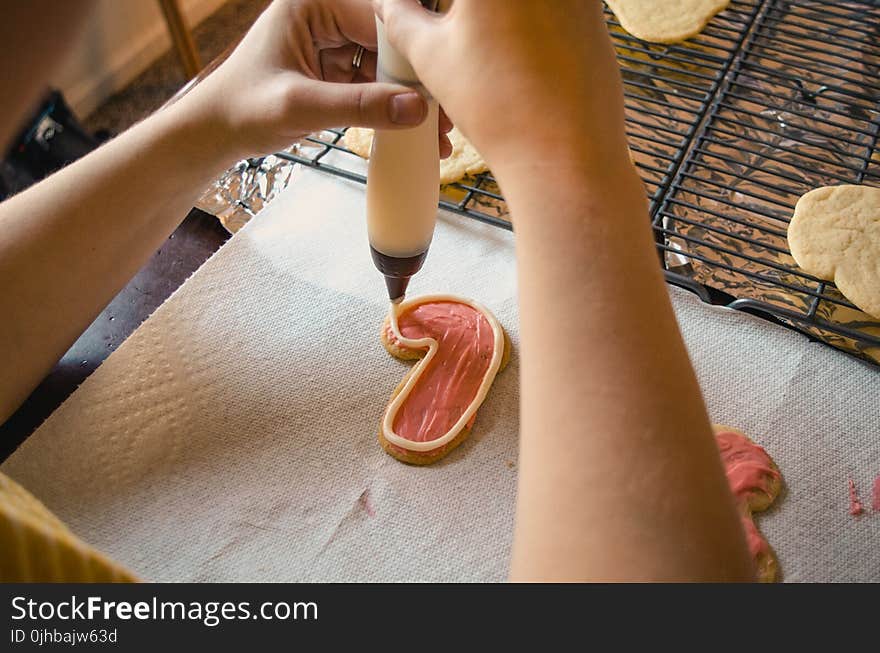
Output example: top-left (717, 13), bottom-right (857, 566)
top-left (157, 0), bottom-right (202, 80)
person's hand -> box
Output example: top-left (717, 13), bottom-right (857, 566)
top-left (374, 0), bottom-right (633, 179)
top-left (183, 0), bottom-right (452, 158)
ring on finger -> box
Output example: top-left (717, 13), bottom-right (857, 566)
top-left (352, 45), bottom-right (365, 71)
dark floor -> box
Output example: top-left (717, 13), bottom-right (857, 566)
top-left (84, 0), bottom-right (270, 135)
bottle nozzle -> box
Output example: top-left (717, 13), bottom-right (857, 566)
top-left (384, 275), bottom-right (409, 303)
top-left (371, 246), bottom-right (427, 304)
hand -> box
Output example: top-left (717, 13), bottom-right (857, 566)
top-left (183, 0), bottom-right (452, 158)
top-left (374, 0), bottom-right (633, 178)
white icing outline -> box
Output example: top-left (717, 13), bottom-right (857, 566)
top-left (382, 294), bottom-right (504, 453)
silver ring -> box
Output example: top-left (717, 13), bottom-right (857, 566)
top-left (352, 45), bottom-right (365, 70)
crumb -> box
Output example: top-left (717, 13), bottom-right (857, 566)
top-left (848, 479), bottom-right (864, 516)
top-left (506, 460), bottom-right (516, 469)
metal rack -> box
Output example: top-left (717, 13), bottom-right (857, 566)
top-left (280, 0), bottom-right (880, 366)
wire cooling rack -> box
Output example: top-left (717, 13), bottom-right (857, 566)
top-left (278, 0), bottom-right (880, 366)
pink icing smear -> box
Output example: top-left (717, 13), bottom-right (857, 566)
top-left (873, 477), bottom-right (880, 513)
top-left (849, 479), bottom-right (864, 516)
top-left (390, 301), bottom-right (495, 444)
top-left (715, 430), bottom-right (779, 558)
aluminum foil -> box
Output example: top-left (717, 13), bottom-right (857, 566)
top-left (196, 150), bottom-right (297, 233)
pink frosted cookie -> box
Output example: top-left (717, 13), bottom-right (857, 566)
top-left (714, 425), bottom-right (783, 582)
top-left (379, 295), bottom-right (511, 465)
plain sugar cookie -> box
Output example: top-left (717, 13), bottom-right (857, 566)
top-left (606, 0), bottom-right (730, 43)
top-left (343, 126), bottom-right (488, 185)
top-left (787, 184), bottom-right (880, 319)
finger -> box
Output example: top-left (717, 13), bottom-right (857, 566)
top-left (439, 132), bottom-right (452, 159)
top-left (439, 106), bottom-right (453, 135)
top-left (313, 0), bottom-right (380, 50)
top-left (372, 0), bottom-right (437, 61)
top-left (320, 44), bottom-right (357, 82)
top-left (298, 80), bottom-right (428, 130)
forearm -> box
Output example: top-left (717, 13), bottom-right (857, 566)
top-left (0, 94), bottom-right (242, 422)
top-left (503, 162), bottom-right (752, 581)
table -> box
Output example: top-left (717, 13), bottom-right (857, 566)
top-left (6, 166), bottom-right (876, 582)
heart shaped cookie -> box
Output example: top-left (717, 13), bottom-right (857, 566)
top-left (379, 295), bottom-right (510, 465)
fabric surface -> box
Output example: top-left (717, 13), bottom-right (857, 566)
top-left (3, 166), bottom-right (878, 582)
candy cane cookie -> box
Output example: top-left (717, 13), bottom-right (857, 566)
top-left (379, 295), bottom-right (511, 465)
top-left (714, 425), bottom-right (782, 582)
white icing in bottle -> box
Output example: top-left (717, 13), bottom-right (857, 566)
top-left (366, 16), bottom-right (440, 301)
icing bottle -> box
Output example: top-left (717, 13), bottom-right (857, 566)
top-left (367, 1), bottom-right (443, 303)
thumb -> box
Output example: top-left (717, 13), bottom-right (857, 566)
top-left (373, 0), bottom-right (436, 62)
top-left (301, 80), bottom-right (428, 130)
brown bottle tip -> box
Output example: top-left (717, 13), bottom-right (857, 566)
top-left (384, 275), bottom-right (410, 303)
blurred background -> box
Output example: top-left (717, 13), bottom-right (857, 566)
top-left (1, 0), bottom-right (269, 200)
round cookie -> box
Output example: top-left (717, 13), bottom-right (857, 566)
top-left (441, 128), bottom-right (489, 184)
top-left (341, 125), bottom-right (374, 159)
top-left (606, 0), bottom-right (730, 44)
top-left (787, 184), bottom-right (880, 319)
top-left (343, 126), bottom-right (488, 185)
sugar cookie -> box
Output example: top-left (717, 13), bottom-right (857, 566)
top-left (714, 425), bottom-right (782, 583)
top-left (606, 0), bottom-right (730, 43)
top-left (343, 127), bottom-right (488, 185)
top-left (787, 184), bottom-right (880, 319)
top-left (379, 295), bottom-right (510, 465)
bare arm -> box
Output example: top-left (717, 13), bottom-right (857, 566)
top-left (504, 165), bottom-right (751, 581)
top-left (379, 0), bottom-right (752, 580)
top-left (0, 95), bottom-right (237, 421)
top-left (0, 0), bottom-right (441, 422)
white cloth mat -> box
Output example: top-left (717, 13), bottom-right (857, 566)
top-left (3, 166), bottom-right (878, 581)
